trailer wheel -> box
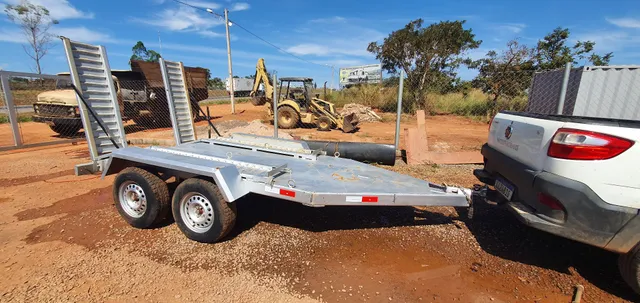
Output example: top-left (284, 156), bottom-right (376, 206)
top-left (113, 167), bottom-right (171, 228)
top-left (619, 243), bottom-right (640, 294)
top-left (172, 178), bottom-right (237, 243)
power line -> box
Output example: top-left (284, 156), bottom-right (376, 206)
top-left (169, 0), bottom-right (223, 18)
top-left (168, 0), bottom-right (331, 68)
top-left (228, 21), bottom-right (329, 68)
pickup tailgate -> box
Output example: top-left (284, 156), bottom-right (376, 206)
top-left (488, 113), bottom-right (564, 170)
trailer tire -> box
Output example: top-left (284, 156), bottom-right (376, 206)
top-left (619, 243), bottom-right (640, 294)
top-left (172, 178), bottom-right (237, 243)
top-left (113, 167), bottom-right (171, 229)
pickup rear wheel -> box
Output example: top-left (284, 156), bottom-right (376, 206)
top-left (49, 123), bottom-right (81, 136)
top-left (172, 178), bottom-right (237, 243)
top-left (619, 243), bottom-right (640, 294)
top-left (113, 167), bottom-right (171, 228)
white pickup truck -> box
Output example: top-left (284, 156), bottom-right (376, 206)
top-left (474, 111), bottom-right (640, 293)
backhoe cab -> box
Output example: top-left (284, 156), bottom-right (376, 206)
top-left (249, 58), bottom-right (358, 133)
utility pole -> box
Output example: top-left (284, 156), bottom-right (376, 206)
top-left (326, 64), bottom-right (335, 92)
top-left (330, 65), bottom-right (334, 92)
top-left (224, 8), bottom-right (235, 114)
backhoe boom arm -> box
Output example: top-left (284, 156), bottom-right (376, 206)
top-left (249, 58), bottom-right (273, 105)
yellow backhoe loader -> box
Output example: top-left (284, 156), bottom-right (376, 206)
top-left (249, 58), bottom-right (358, 133)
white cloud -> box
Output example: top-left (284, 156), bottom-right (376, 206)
top-left (494, 23), bottom-right (526, 34)
top-left (198, 30), bottom-right (225, 38)
top-left (606, 17), bottom-right (640, 29)
top-left (0, 26), bottom-right (116, 44)
top-left (284, 17), bottom-right (383, 59)
top-left (136, 5), bottom-right (223, 32)
top-left (287, 44), bottom-right (331, 56)
top-left (186, 1), bottom-right (221, 9)
top-left (230, 2), bottom-right (250, 11)
top-left (0, 28), bottom-right (25, 43)
top-left (53, 27), bottom-right (116, 43)
top-left (309, 16), bottom-right (346, 23)
top-left (4, 0), bottom-right (93, 20)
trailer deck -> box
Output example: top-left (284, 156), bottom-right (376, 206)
top-left (104, 133), bottom-right (471, 207)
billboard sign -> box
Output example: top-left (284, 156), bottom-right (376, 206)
top-left (339, 64), bottom-right (382, 87)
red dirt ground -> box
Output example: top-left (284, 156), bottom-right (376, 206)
top-left (0, 144), bottom-right (637, 302)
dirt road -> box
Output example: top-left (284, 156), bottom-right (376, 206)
top-left (0, 143), bottom-right (637, 302)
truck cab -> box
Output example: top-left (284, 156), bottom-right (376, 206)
top-left (32, 73), bottom-right (122, 136)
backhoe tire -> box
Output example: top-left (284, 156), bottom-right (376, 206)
top-left (113, 167), bottom-right (171, 229)
top-left (277, 106), bottom-right (299, 129)
top-left (172, 178), bottom-right (237, 243)
top-left (316, 116), bottom-right (332, 131)
top-left (619, 243), bottom-right (640, 294)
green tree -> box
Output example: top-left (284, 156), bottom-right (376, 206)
top-left (367, 19), bottom-right (481, 113)
top-left (535, 27), bottom-right (612, 70)
top-left (208, 77), bottom-right (224, 89)
top-left (470, 39), bottom-right (534, 114)
top-left (5, 0), bottom-right (59, 74)
top-left (130, 41), bottom-right (161, 63)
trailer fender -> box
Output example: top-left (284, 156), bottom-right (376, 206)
top-left (101, 148), bottom-right (251, 203)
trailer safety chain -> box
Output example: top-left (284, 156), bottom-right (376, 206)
top-left (70, 84), bottom-right (120, 149)
top-left (287, 169), bottom-right (296, 188)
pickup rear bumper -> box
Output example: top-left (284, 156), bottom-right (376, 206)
top-left (476, 144), bottom-right (640, 254)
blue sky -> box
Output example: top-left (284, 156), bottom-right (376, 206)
top-left (1, 0), bottom-right (640, 87)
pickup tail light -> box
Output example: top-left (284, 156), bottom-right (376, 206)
top-left (548, 128), bottom-right (634, 160)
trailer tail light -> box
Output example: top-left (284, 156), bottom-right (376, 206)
top-left (488, 116), bottom-right (494, 131)
top-left (548, 128), bottom-right (634, 160)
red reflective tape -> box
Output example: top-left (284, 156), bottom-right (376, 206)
top-left (279, 189), bottom-right (296, 198)
top-left (362, 196), bottom-right (378, 203)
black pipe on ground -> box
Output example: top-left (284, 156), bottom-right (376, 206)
top-left (302, 140), bottom-right (396, 166)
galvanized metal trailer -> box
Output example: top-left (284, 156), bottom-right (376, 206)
top-left (62, 37), bottom-right (473, 243)
top-left (103, 134), bottom-right (471, 242)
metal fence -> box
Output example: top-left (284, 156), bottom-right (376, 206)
top-left (3, 56), bottom-right (639, 157)
top-left (0, 71), bottom-right (84, 150)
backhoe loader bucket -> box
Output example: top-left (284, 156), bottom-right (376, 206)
top-left (251, 96), bottom-right (267, 106)
top-left (341, 113), bottom-right (359, 133)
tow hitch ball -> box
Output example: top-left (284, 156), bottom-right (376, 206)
top-left (466, 184), bottom-right (489, 219)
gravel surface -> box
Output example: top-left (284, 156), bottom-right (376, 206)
top-left (0, 145), bottom-right (638, 302)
